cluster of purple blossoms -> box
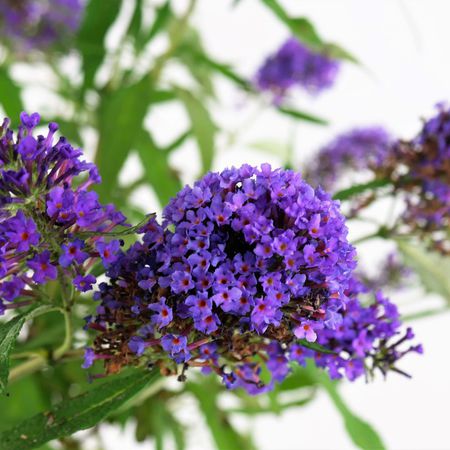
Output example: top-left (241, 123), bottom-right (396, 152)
top-left (85, 165), bottom-right (419, 393)
top-left (381, 104), bottom-right (450, 254)
top-left (0, 113), bottom-right (126, 314)
top-left (312, 276), bottom-right (422, 381)
top-left (0, 0), bottom-right (83, 51)
top-left (255, 38), bottom-right (340, 103)
top-left (304, 127), bottom-right (393, 193)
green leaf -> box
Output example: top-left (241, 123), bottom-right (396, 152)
top-left (177, 44), bottom-right (250, 90)
top-left (127, 0), bottom-right (143, 41)
top-left (134, 395), bottom-right (186, 450)
top-left (289, 17), bottom-right (323, 49)
top-left (318, 373), bottom-right (386, 450)
top-left (136, 131), bottom-right (182, 206)
top-left (260, 0), bottom-right (289, 22)
top-left (298, 339), bottom-right (336, 354)
top-left (396, 239), bottom-right (450, 303)
top-left (76, 0), bottom-right (121, 90)
top-left (279, 365), bottom-right (317, 391)
top-left (145, 1), bottom-right (172, 47)
top-left (188, 378), bottom-right (255, 450)
top-left (151, 89), bottom-right (176, 104)
top-left (277, 107), bottom-right (328, 125)
top-left (175, 87), bottom-right (216, 173)
top-left (0, 370), bottom-right (159, 450)
top-left (0, 376), bottom-right (50, 433)
top-left (325, 43), bottom-right (360, 65)
top-left (0, 67), bottom-right (23, 122)
top-left (333, 178), bottom-right (391, 201)
top-left (260, 0), bottom-right (359, 63)
top-left (176, 29), bottom-right (216, 97)
top-left (95, 78), bottom-right (151, 203)
top-left (0, 318), bottom-right (26, 395)
top-left (164, 129), bottom-right (191, 153)
top-left (198, 56), bottom-right (250, 90)
top-left (0, 305), bottom-right (55, 395)
top-left (129, 0), bottom-right (172, 53)
top-left (260, 1), bottom-right (322, 50)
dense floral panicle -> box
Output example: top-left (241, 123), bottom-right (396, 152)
top-left (378, 104), bottom-right (450, 254)
top-left (0, 113), bottom-right (126, 314)
top-left (0, 0), bottom-right (83, 51)
top-left (304, 127), bottom-right (392, 192)
top-left (255, 38), bottom-right (340, 102)
top-left (86, 165), bottom-right (419, 393)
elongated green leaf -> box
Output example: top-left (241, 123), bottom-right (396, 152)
top-left (77, 0), bottom-right (121, 90)
top-left (0, 67), bottom-right (23, 122)
top-left (396, 239), bottom-right (450, 303)
top-left (177, 44), bottom-right (250, 90)
top-left (130, 0), bottom-right (172, 53)
top-left (319, 374), bottom-right (386, 450)
top-left (325, 43), bottom-right (360, 65)
top-left (277, 107), bottom-right (328, 125)
top-left (0, 305), bottom-right (55, 394)
top-left (176, 29), bottom-right (216, 97)
top-left (198, 56), bottom-right (250, 89)
top-left (136, 131), bottom-right (182, 206)
top-left (279, 365), bottom-right (317, 391)
top-left (298, 339), bottom-right (336, 354)
top-left (127, 0), bottom-right (143, 41)
top-left (175, 87), bottom-right (216, 173)
top-left (134, 395), bottom-right (186, 450)
top-left (146, 1), bottom-right (172, 46)
top-left (164, 129), bottom-right (191, 153)
top-left (95, 78), bottom-right (151, 203)
top-left (188, 379), bottom-right (255, 450)
top-left (0, 377), bottom-right (49, 433)
top-left (260, 0), bottom-right (358, 63)
top-left (260, 0), bottom-right (322, 49)
top-left (0, 371), bottom-right (159, 450)
top-left (260, 0), bottom-right (289, 22)
top-left (289, 17), bottom-right (323, 49)
top-left (228, 397), bottom-right (312, 416)
top-left (151, 89), bottom-right (176, 104)
top-left (333, 178), bottom-right (391, 201)
top-left (0, 318), bottom-right (26, 395)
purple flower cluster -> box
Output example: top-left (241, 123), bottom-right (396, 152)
top-left (312, 277), bottom-right (422, 381)
top-left (0, 113), bottom-right (126, 314)
top-left (85, 165), bottom-right (419, 393)
top-left (304, 127), bottom-right (392, 192)
top-left (255, 38), bottom-right (340, 103)
top-left (0, 0), bottom-right (83, 51)
top-left (384, 104), bottom-right (450, 254)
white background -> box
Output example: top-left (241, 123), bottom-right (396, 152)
top-left (76, 0), bottom-right (450, 448)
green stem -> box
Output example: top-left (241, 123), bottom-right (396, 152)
top-left (8, 356), bottom-right (47, 383)
top-left (54, 271), bottom-right (74, 359)
top-left (351, 226), bottom-right (392, 245)
top-left (9, 275), bottom-right (75, 384)
top-left (54, 307), bottom-right (73, 360)
top-left (351, 232), bottom-right (382, 245)
top-left (333, 178), bottom-right (392, 201)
